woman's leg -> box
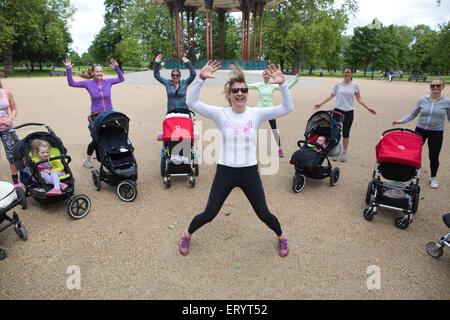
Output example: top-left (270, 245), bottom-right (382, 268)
top-left (269, 119), bottom-right (283, 157)
top-left (187, 165), bottom-right (235, 235)
top-left (427, 131), bottom-right (443, 178)
top-left (1, 130), bottom-right (19, 184)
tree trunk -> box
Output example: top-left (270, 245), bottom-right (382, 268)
top-left (292, 52), bottom-right (300, 73)
top-left (309, 64), bottom-right (313, 74)
top-left (2, 44), bottom-right (14, 73)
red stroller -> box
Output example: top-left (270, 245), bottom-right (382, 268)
top-left (364, 128), bottom-right (423, 229)
top-left (157, 111), bottom-right (199, 188)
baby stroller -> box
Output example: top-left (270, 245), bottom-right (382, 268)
top-left (363, 128), bottom-right (422, 229)
top-left (289, 110), bottom-right (343, 192)
top-left (0, 181), bottom-right (27, 260)
top-left (89, 111), bottom-right (138, 202)
top-left (426, 213), bottom-right (450, 259)
top-left (157, 111), bottom-right (199, 188)
top-left (12, 123), bottom-right (91, 219)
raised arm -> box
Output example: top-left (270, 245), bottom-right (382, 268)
top-left (182, 57), bottom-right (197, 85)
top-left (274, 71), bottom-right (301, 90)
top-left (109, 58), bottom-right (124, 84)
top-left (63, 58), bottom-right (87, 88)
top-left (153, 54), bottom-right (169, 86)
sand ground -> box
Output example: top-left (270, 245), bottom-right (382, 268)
top-left (0, 71), bottom-right (449, 300)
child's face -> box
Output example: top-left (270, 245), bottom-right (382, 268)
top-left (37, 146), bottom-right (50, 160)
top-left (317, 136), bottom-right (326, 145)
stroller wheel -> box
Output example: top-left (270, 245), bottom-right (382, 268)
top-left (189, 176), bottom-right (196, 188)
top-left (194, 164), bottom-right (199, 176)
top-left (292, 174), bottom-right (306, 193)
top-left (67, 194), bottom-right (91, 219)
top-left (14, 222), bottom-right (28, 241)
top-left (163, 176), bottom-right (171, 188)
top-left (92, 169), bottom-right (101, 191)
top-left (330, 168), bottom-right (340, 186)
top-left (426, 241), bottom-right (443, 259)
top-left (363, 208), bottom-right (374, 221)
top-left (395, 216), bottom-right (410, 230)
top-left (0, 247), bottom-right (6, 260)
top-left (15, 187), bottom-right (27, 210)
top-left (117, 180), bottom-right (137, 202)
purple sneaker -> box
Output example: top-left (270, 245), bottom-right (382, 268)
top-left (278, 233), bottom-right (289, 257)
top-left (179, 230), bottom-right (191, 255)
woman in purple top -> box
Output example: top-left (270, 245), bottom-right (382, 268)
top-left (63, 58), bottom-right (124, 168)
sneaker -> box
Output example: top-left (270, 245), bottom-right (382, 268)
top-left (340, 152), bottom-right (347, 162)
top-left (46, 188), bottom-right (62, 196)
top-left (279, 149), bottom-right (284, 158)
top-left (60, 183), bottom-right (69, 192)
top-left (83, 159), bottom-right (93, 168)
top-left (179, 230), bottom-right (191, 255)
top-left (331, 156), bottom-right (338, 161)
top-left (430, 177), bottom-right (438, 189)
top-left (278, 233), bottom-right (289, 257)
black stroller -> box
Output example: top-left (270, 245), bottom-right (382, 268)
top-left (0, 181), bottom-right (27, 260)
top-left (89, 111), bottom-right (138, 202)
top-left (289, 110), bottom-right (343, 192)
top-left (12, 123), bottom-right (91, 219)
top-left (363, 128), bottom-right (423, 229)
top-left (426, 213), bottom-right (450, 259)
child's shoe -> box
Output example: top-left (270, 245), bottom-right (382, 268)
top-left (46, 188), bottom-right (62, 196)
top-left (278, 233), bottom-right (289, 257)
top-left (279, 149), bottom-right (284, 158)
top-left (60, 183), bottom-right (69, 192)
top-left (179, 230), bottom-right (191, 256)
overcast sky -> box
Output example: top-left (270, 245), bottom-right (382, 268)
top-left (69, 0), bottom-right (450, 54)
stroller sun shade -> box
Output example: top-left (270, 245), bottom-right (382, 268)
top-left (375, 130), bottom-right (422, 169)
top-left (304, 111), bottom-right (342, 154)
top-left (89, 111), bottom-right (130, 142)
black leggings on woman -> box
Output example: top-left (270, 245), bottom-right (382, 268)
top-left (187, 164), bottom-right (283, 236)
top-left (269, 119), bottom-right (281, 147)
top-left (87, 112), bottom-right (101, 156)
top-left (415, 127), bottom-right (444, 177)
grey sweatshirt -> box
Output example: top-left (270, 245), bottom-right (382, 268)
top-left (400, 95), bottom-right (450, 131)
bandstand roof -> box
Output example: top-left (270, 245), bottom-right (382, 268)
top-left (146, 0), bottom-right (285, 12)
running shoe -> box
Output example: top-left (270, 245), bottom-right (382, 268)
top-left (340, 152), bottom-right (347, 162)
top-left (430, 177), bottom-right (438, 189)
top-left (179, 230), bottom-right (191, 255)
top-left (279, 149), bottom-right (284, 158)
top-left (278, 233), bottom-right (289, 257)
top-left (83, 159), bottom-right (93, 168)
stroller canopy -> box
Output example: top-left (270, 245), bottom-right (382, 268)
top-left (304, 111), bottom-right (342, 154)
top-left (89, 111), bottom-right (130, 142)
top-left (376, 130), bottom-right (422, 169)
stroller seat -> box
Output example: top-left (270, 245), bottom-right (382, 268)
top-left (29, 147), bottom-right (71, 180)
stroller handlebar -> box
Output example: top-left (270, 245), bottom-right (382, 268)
top-left (381, 128), bottom-right (422, 139)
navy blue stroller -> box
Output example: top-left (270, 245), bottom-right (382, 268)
top-left (89, 111), bottom-right (138, 202)
top-left (290, 110), bottom-right (344, 192)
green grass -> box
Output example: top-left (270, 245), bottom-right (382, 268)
top-left (1, 66), bottom-right (148, 78)
top-left (298, 71), bottom-right (450, 83)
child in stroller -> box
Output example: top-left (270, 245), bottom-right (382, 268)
top-left (0, 181), bottom-right (27, 260)
top-left (289, 110), bottom-right (343, 193)
top-left (158, 111), bottom-right (199, 188)
top-left (363, 128), bottom-right (422, 229)
top-left (89, 111), bottom-right (138, 202)
top-left (12, 123), bottom-right (91, 219)
top-left (426, 213), bottom-right (450, 259)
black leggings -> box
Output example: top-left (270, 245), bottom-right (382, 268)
top-left (269, 119), bottom-right (281, 147)
top-left (187, 164), bottom-right (283, 236)
top-left (334, 109), bottom-right (354, 139)
top-left (415, 127), bottom-right (444, 177)
top-left (87, 112), bottom-right (101, 156)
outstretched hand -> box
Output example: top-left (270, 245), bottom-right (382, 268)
top-left (109, 58), bottom-right (118, 67)
top-left (62, 58), bottom-right (74, 69)
top-left (313, 104), bottom-right (321, 111)
top-left (200, 60), bottom-right (221, 79)
top-left (155, 53), bottom-right (163, 62)
top-left (392, 120), bottom-right (401, 126)
top-left (266, 63), bottom-right (285, 84)
top-left (182, 57), bottom-right (189, 63)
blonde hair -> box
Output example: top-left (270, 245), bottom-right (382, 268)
top-left (223, 65), bottom-right (246, 106)
top-left (30, 139), bottom-right (51, 156)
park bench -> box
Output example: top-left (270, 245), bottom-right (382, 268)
top-left (0, 71), bottom-right (7, 78)
top-left (408, 74), bottom-right (427, 82)
top-left (49, 70), bottom-right (66, 77)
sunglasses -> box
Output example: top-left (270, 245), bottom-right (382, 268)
top-left (171, 74), bottom-right (181, 77)
top-left (230, 87), bottom-right (248, 94)
top-left (92, 64), bottom-right (102, 68)
top-left (430, 84), bottom-right (442, 88)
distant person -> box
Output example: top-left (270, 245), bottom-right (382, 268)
top-left (63, 58), bottom-right (124, 168)
top-left (314, 65), bottom-right (376, 162)
top-left (0, 79), bottom-right (20, 187)
top-left (392, 78), bottom-right (450, 189)
top-left (247, 71), bottom-right (301, 157)
top-left (153, 53), bottom-right (196, 115)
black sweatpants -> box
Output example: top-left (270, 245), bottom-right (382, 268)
top-left (415, 127), bottom-right (444, 177)
top-left (269, 119), bottom-right (281, 147)
top-left (187, 164), bottom-right (283, 236)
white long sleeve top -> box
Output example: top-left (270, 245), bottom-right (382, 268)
top-left (186, 76), bottom-right (294, 167)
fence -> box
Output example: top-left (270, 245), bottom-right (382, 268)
top-left (163, 59), bottom-right (268, 70)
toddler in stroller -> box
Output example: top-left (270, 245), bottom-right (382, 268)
top-left (363, 128), bottom-right (422, 229)
top-left (289, 110), bottom-right (343, 193)
top-left (12, 123), bottom-right (91, 219)
top-left (0, 181), bottom-right (27, 260)
top-left (157, 111), bottom-right (199, 188)
top-left (426, 213), bottom-right (450, 259)
top-left (89, 111), bottom-right (138, 202)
